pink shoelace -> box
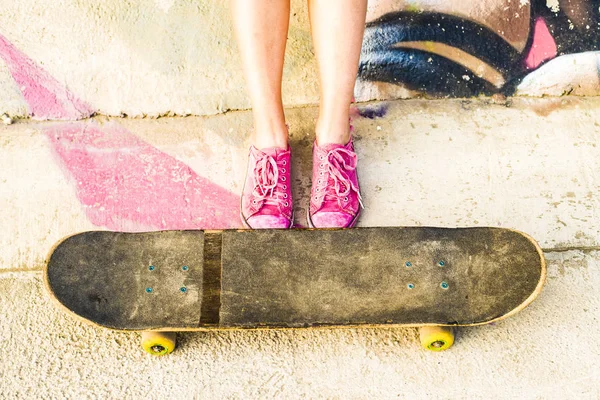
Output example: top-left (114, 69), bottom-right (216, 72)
top-left (252, 152), bottom-right (289, 208)
top-left (318, 147), bottom-right (363, 208)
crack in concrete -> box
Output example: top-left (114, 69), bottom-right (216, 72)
top-left (541, 246), bottom-right (600, 253)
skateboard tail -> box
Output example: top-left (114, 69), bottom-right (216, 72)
top-left (478, 228), bottom-right (546, 325)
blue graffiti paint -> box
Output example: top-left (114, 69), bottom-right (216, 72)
top-left (357, 103), bottom-right (390, 119)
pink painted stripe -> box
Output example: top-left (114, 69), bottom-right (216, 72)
top-left (44, 121), bottom-right (242, 231)
top-left (0, 33), bottom-right (94, 120)
top-left (524, 18), bottom-right (558, 70)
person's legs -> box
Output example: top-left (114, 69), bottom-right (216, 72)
top-left (307, 0), bottom-right (367, 146)
top-left (231, 0), bottom-right (293, 229)
top-left (231, 0), bottom-right (290, 149)
top-left (306, 0), bottom-right (367, 228)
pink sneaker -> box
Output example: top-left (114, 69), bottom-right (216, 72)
top-left (241, 146), bottom-right (293, 229)
top-left (308, 138), bottom-right (363, 228)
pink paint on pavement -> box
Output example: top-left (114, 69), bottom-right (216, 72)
top-left (44, 121), bottom-right (242, 231)
top-left (0, 34), bottom-right (241, 230)
top-left (524, 18), bottom-right (558, 70)
top-left (0, 33), bottom-right (94, 120)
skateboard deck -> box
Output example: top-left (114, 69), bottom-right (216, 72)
top-left (45, 227), bottom-right (545, 353)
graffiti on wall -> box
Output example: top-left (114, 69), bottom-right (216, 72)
top-left (0, 34), bottom-right (93, 120)
top-left (359, 0), bottom-right (600, 96)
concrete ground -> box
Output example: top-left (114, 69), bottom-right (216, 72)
top-left (1, 97), bottom-right (600, 399)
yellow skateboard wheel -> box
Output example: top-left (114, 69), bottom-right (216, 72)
top-left (141, 332), bottom-right (177, 356)
top-left (419, 326), bottom-right (455, 351)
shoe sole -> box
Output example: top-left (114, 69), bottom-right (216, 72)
top-left (306, 208), bottom-right (360, 229)
top-left (240, 210), bottom-right (294, 230)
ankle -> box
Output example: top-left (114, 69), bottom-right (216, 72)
top-left (253, 122), bottom-right (289, 150)
top-left (315, 117), bottom-right (351, 146)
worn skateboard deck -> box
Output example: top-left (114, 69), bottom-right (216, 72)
top-left (45, 227), bottom-right (545, 332)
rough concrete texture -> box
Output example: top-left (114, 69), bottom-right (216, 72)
top-left (2, 97), bottom-right (600, 398)
top-left (0, 61), bottom-right (26, 118)
top-left (0, 0), bottom-right (319, 118)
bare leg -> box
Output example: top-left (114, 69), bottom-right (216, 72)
top-left (307, 0), bottom-right (368, 145)
top-left (231, 0), bottom-right (291, 149)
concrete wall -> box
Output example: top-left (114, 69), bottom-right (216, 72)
top-left (1, 0), bottom-right (600, 121)
top-left (0, 0), bottom-right (318, 120)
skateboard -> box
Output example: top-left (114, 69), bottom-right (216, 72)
top-left (44, 227), bottom-right (546, 355)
